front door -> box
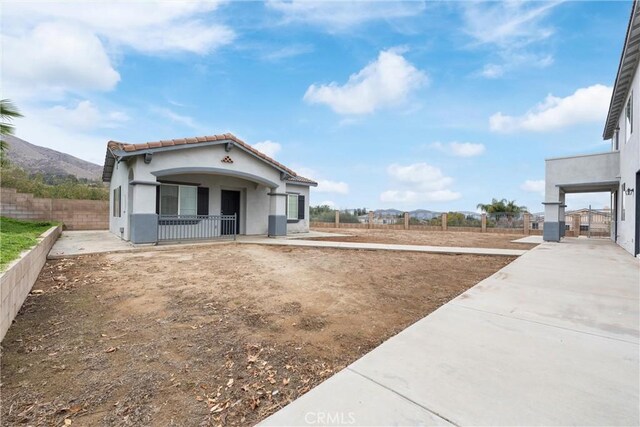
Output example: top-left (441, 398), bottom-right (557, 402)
top-left (221, 190), bottom-right (241, 235)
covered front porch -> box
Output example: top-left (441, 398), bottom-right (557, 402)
top-left (543, 151), bottom-right (620, 242)
top-left (128, 168), bottom-right (287, 243)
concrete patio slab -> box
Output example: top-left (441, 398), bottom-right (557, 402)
top-left (239, 237), bottom-right (527, 257)
top-left (260, 238), bottom-right (640, 426)
top-left (511, 235), bottom-right (543, 244)
top-left (48, 230), bottom-right (134, 258)
top-left (48, 230), bottom-right (235, 258)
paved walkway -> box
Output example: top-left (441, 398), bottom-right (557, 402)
top-left (511, 235), bottom-right (543, 244)
top-left (261, 238), bottom-right (640, 426)
top-left (49, 230), bottom-right (527, 258)
top-left (238, 237), bottom-right (527, 256)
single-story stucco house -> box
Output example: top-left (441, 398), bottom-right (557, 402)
top-left (101, 133), bottom-right (317, 244)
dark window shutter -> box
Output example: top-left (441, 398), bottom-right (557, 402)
top-left (155, 186), bottom-right (160, 215)
top-left (298, 195), bottom-right (305, 220)
top-left (197, 187), bottom-right (209, 215)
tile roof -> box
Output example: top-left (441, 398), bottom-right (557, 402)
top-left (105, 133), bottom-right (316, 185)
top-left (284, 175), bottom-right (318, 185)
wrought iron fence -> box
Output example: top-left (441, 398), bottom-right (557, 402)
top-left (158, 214), bottom-right (236, 242)
top-left (487, 212), bottom-right (524, 229)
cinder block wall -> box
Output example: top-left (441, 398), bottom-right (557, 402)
top-left (1, 188), bottom-right (109, 230)
top-left (1, 225), bottom-right (61, 341)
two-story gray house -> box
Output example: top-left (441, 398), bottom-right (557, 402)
top-left (544, 2), bottom-right (640, 257)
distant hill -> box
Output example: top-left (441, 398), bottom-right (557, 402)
top-left (2, 135), bottom-right (102, 181)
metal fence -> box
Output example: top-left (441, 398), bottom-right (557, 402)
top-left (158, 214), bottom-right (236, 242)
top-left (487, 213), bottom-right (524, 229)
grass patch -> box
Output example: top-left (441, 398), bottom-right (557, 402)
top-left (1, 217), bottom-right (56, 271)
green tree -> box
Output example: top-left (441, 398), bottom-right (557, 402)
top-left (1, 99), bottom-right (23, 154)
top-left (476, 198), bottom-right (527, 214)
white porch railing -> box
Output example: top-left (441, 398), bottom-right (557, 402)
top-left (158, 214), bottom-right (236, 242)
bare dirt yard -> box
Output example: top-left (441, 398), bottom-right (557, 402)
top-left (1, 244), bottom-right (515, 426)
top-left (309, 227), bottom-right (538, 250)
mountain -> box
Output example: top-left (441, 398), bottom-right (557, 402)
top-left (409, 209), bottom-right (441, 220)
top-left (2, 135), bottom-right (102, 181)
top-left (374, 209), bottom-right (403, 216)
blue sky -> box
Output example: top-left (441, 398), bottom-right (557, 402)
top-left (2, 1), bottom-right (631, 212)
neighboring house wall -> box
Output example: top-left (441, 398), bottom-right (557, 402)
top-left (1, 187), bottom-right (108, 230)
top-left (285, 183), bottom-right (310, 234)
top-left (614, 67), bottom-right (640, 255)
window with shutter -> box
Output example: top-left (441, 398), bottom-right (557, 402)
top-left (287, 194), bottom-right (298, 220)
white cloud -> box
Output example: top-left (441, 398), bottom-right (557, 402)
top-left (304, 49), bottom-right (427, 115)
top-left (380, 162), bottom-right (461, 204)
top-left (2, 23), bottom-right (120, 100)
top-left (520, 179), bottom-right (545, 195)
top-left (2, 1), bottom-right (234, 100)
top-left (479, 53), bottom-right (553, 79)
top-left (462, 2), bottom-right (559, 49)
top-left (3, 1), bottom-right (233, 54)
top-left (490, 84), bottom-right (612, 133)
top-left (480, 63), bottom-right (506, 79)
top-left (266, 1), bottom-right (426, 32)
top-left (45, 100), bottom-right (129, 131)
top-left (461, 2), bottom-right (561, 78)
top-left (253, 140), bottom-right (282, 158)
top-left (261, 44), bottom-right (313, 61)
top-left (316, 180), bottom-right (349, 195)
top-left (151, 107), bottom-right (199, 129)
top-left (294, 166), bottom-right (350, 195)
top-left (432, 141), bottom-right (486, 157)
top-left (450, 142), bottom-right (486, 157)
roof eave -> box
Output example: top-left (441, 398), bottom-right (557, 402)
top-left (115, 138), bottom-right (295, 177)
top-left (603, 1), bottom-right (640, 140)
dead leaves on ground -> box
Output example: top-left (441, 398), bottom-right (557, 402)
top-left (185, 343), bottom-right (337, 424)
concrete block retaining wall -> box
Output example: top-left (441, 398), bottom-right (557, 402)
top-left (1, 188), bottom-right (108, 230)
top-left (1, 225), bottom-right (61, 341)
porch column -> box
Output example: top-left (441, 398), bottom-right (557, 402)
top-left (268, 190), bottom-right (287, 237)
top-left (543, 185), bottom-right (565, 242)
top-left (129, 180), bottom-right (159, 244)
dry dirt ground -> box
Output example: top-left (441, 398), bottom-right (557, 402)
top-left (1, 244), bottom-right (515, 426)
top-left (310, 228), bottom-right (538, 250)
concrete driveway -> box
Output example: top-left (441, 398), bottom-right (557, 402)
top-left (261, 238), bottom-right (640, 426)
